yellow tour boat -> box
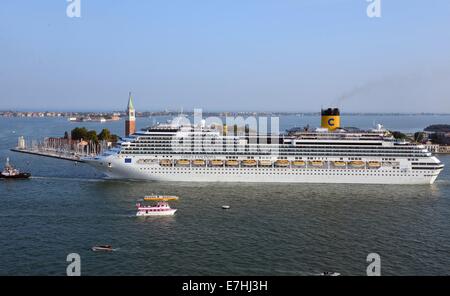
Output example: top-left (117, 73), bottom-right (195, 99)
top-left (144, 195), bottom-right (179, 201)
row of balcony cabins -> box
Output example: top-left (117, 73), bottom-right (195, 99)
top-left (141, 158), bottom-right (387, 169)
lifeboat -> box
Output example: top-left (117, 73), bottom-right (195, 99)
top-left (310, 160), bottom-right (324, 167)
top-left (159, 159), bottom-right (172, 166)
top-left (292, 160), bottom-right (306, 167)
top-left (350, 161), bottom-right (365, 168)
top-left (275, 160), bottom-right (290, 167)
top-left (226, 160), bottom-right (239, 167)
top-left (368, 161), bottom-right (381, 168)
top-left (210, 159), bottom-right (224, 166)
top-left (333, 161), bottom-right (346, 167)
top-left (259, 160), bottom-right (273, 167)
top-left (177, 159), bottom-right (190, 166)
top-left (242, 159), bottom-right (257, 167)
top-left (192, 159), bottom-right (206, 166)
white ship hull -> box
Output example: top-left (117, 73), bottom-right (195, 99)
top-left (87, 104), bottom-right (445, 186)
top-left (84, 157), bottom-right (441, 185)
top-left (136, 209), bottom-right (177, 216)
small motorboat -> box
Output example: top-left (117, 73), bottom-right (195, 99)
top-left (0, 158), bottom-right (31, 179)
top-left (319, 271), bottom-right (341, 276)
top-left (91, 245), bottom-right (114, 252)
top-left (222, 205), bottom-right (231, 210)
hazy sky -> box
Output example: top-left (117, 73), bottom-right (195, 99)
top-left (1, 0), bottom-right (450, 112)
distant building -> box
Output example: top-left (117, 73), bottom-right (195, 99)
top-left (111, 113), bottom-right (121, 121)
top-left (17, 136), bottom-right (26, 149)
top-left (439, 145), bottom-right (450, 153)
top-left (425, 141), bottom-right (440, 153)
top-left (125, 92), bottom-right (136, 137)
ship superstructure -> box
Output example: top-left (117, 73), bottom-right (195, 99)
top-left (83, 104), bottom-right (444, 184)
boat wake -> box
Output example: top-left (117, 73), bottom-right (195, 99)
top-left (30, 176), bottom-right (105, 183)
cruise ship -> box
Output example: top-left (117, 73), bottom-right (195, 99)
top-left (83, 96), bottom-right (444, 184)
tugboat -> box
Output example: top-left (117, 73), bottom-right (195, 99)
top-left (0, 158), bottom-right (31, 179)
top-left (136, 195), bottom-right (178, 216)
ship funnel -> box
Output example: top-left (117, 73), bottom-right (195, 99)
top-left (321, 108), bottom-right (340, 130)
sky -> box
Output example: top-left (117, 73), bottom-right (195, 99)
top-left (0, 0), bottom-right (450, 112)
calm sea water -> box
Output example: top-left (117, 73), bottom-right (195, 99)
top-left (0, 115), bottom-right (449, 275)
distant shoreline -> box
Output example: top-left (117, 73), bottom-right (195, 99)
top-left (2, 111), bottom-right (450, 118)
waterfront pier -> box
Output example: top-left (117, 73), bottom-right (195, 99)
top-left (11, 136), bottom-right (108, 162)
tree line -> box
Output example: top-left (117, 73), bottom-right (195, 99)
top-left (65, 127), bottom-right (119, 143)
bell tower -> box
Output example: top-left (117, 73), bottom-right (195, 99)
top-left (125, 92), bottom-right (136, 137)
